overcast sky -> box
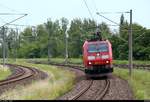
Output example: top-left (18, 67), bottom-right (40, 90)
top-left (0, 0), bottom-right (149, 30)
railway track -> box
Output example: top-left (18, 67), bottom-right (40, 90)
top-left (68, 80), bottom-right (93, 100)
top-left (68, 79), bottom-right (110, 100)
top-left (113, 64), bottom-right (150, 71)
top-left (0, 64), bottom-right (47, 95)
top-left (29, 60), bottom-right (134, 100)
top-left (35, 62), bottom-right (110, 100)
top-left (28, 60), bottom-right (150, 71)
top-left (94, 79), bottom-right (110, 100)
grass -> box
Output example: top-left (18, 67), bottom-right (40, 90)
top-left (0, 65), bottom-right (11, 81)
top-left (114, 60), bottom-right (150, 65)
top-left (1, 58), bottom-right (150, 65)
top-left (0, 60), bottom-right (75, 100)
top-left (25, 58), bottom-right (150, 65)
top-left (21, 58), bottom-right (82, 64)
top-left (0, 58), bottom-right (149, 100)
top-left (17, 58), bottom-right (150, 100)
top-left (114, 68), bottom-right (150, 100)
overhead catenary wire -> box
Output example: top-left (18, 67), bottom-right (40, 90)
top-left (116, 32), bottom-right (146, 49)
top-left (96, 11), bottom-right (130, 14)
top-left (96, 12), bottom-right (119, 26)
top-left (90, 0), bottom-right (120, 26)
top-left (95, 12), bottom-right (127, 41)
top-left (82, 1), bottom-right (144, 45)
top-left (7, 24), bottom-right (35, 28)
top-left (82, 0), bottom-right (94, 20)
top-left (95, 10), bottom-right (143, 44)
top-left (82, 0), bottom-right (121, 27)
top-left (82, 0), bottom-right (127, 42)
top-left (0, 13), bottom-right (27, 15)
top-left (0, 14), bottom-right (28, 28)
top-left (0, 13), bottom-right (27, 67)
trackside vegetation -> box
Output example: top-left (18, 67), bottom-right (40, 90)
top-left (0, 15), bottom-right (150, 60)
top-left (0, 59), bottom-right (149, 100)
top-left (0, 65), bottom-right (11, 81)
top-left (114, 68), bottom-right (150, 100)
top-left (0, 60), bottom-right (75, 100)
top-left (30, 58), bottom-right (150, 100)
top-left (0, 10), bottom-right (149, 100)
top-left (27, 58), bottom-right (150, 65)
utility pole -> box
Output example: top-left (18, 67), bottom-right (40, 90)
top-left (0, 13), bottom-right (27, 65)
top-left (65, 30), bottom-right (69, 64)
top-left (48, 30), bottom-right (51, 62)
top-left (129, 9), bottom-right (133, 76)
top-left (2, 26), bottom-right (6, 67)
top-left (96, 10), bottom-right (133, 76)
top-left (14, 28), bottom-right (18, 62)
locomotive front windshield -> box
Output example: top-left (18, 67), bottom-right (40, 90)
top-left (88, 43), bottom-right (108, 53)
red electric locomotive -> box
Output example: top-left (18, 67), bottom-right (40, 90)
top-left (82, 31), bottom-right (113, 77)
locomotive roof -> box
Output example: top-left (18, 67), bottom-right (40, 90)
top-left (86, 40), bottom-right (110, 44)
top-left (83, 40), bottom-right (111, 48)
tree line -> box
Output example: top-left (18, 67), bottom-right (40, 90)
top-left (0, 15), bottom-right (150, 60)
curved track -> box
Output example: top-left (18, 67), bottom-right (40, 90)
top-left (42, 63), bottom-right (110, 100)
top-left (69, 80), bottom-right (93, 100)
top-left (30, 60), bottom-right (134, 100)
top-left (68, 79), bottom-right (110, 100)
top-left (29, 60), bottom-right (150, 71)
top-left (0, 64), bottom-right (47, 95)
top-left (95, 79), bottom-right (110, 100)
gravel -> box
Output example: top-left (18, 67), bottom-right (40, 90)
top-left (103, 75), bottom-right (134, 100)
top-left (57, 67), bottom-right (134, 100)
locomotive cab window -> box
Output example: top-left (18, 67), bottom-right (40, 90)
top-left (88, 44), bottom-right (97, 53)
top-left (97, 43), bottom-right (108, 52)
top-left (88, 43), bottom-right (108, 53)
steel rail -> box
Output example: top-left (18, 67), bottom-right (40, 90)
top-left (0, 64), bottom-right (36, 86)
top-left (68, 80), bottom-right (93, 100)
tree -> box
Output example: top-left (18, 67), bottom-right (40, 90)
top-left (5, 17), bottom-right (149, 60)
top-left (45, 19), bottom-right (55, 60)
top-left (98, 22), bottom-right (111, 39)
top-left (68, 18), bottom-right (83, 57)
top-left (45, 19), bottom-right (62, 59)
top-left (60, 17), bottom-right (69, 57)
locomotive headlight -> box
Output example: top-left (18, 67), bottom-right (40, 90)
top-left (88, 56), bottom-right (95, 60)
top-left (101, 55), bottom-right (109, 59)
top-left (89, 62), bottom-right (92, 64)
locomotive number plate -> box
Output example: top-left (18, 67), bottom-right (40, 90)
top-left (95, 62), bottom-right (100, 64)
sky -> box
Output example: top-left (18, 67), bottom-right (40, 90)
top-left (0, 0), bottom-right (150, 31)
